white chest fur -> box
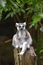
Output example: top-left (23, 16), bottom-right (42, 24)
top-left (12, 30), bottom-right (32, 51)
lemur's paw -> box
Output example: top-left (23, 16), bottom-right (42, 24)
top-left (15, 45), bottom-right (18, 48)
top-left (18, 52), bottom-right (24, 56)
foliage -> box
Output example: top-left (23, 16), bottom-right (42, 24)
top-left (36, 32), bottom-right (43, 54)
top-left (0, 0), bottom-right (43, 24)
top-left (36, 32), bottom-right (43, 65)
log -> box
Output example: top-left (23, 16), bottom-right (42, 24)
top-left (13, 46), bottom-right (37, 65)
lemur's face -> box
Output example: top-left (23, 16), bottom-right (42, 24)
top-left (16, 22), bottom-right (26, 31)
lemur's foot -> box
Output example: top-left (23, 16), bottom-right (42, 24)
top-left (18, 51), bottom-right (24, 55)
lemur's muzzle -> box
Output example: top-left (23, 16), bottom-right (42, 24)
top-left (21, 28), bottom-right (23, 30)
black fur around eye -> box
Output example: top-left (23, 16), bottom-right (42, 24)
top-left (19, 26), bottom-right (21, 28)
top-left (22, 26), bottom-right (24, 28)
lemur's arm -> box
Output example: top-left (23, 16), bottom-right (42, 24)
top-left (26, 30), bottom-right (32, 46)
top-left (12, 35), bottom-right (15, 47)
top-left (18, 41), bottom-right (28, 55)
top-left (12, 35), bottom-right (18, 48)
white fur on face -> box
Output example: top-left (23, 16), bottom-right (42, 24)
top-left (16, 22), bottom-right (26, 31)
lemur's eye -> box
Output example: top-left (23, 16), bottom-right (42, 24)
top-left (19, 26), bottom-right (21, 28)
top-left (22, 26), bottom-right (24, 28)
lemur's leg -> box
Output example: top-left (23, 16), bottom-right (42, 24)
top-left (18, 42), bottom-right (28, 55)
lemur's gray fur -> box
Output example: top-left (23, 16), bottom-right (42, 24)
top-left (12, 22), bottom-right (32, 55)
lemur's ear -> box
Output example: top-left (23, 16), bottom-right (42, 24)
top-left (23, 22), bottom-right (26, 26)
top-left (16, 23), bottom-right (18, 27)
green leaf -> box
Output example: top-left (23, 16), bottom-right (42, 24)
top-left (21, 9), bottom-right (25, 13)
top-left (9, 0), bottom-right (18, 8)
top-left (0, 0), bottom-right (6, 7)
top-left (5, 12), bottom-right (12, 19)
top-left (39, 13), bottom-right (43, 18)
top-left (39, 49), bottom-right (43, 53)
top-left (28, 0), bottom-right (33, 5)
top-left (3, 7), bottom-right (8, 12)
top-left (16, 0), bottom-right (20, 3)
top-left (32, 14), bottom-right (41, 24)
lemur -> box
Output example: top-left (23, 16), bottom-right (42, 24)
top-left (12, 22), bottom-right (32, 55)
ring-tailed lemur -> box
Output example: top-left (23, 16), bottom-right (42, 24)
top-left (12, 22), bottom-right (32, 55)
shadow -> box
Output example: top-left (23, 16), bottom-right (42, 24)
top-left (0, 17), bottom-right (16, 65)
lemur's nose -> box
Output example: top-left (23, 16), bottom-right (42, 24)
top-left (21, 28), bottom-right (22, 30)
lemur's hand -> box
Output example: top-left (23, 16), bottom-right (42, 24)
top-left (18, 42), bottom-right (27, 56)
top-left (18, 51), bottom-right (24, 55)
top-left (15, 45), bottom-right (18, 48)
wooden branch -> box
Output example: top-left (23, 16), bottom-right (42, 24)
top-left (4, 39), bottom-right (12, 43)
top-left (0, 39), bottom-right (12, 46)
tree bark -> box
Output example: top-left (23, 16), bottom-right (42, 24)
top-left (13, 46), bottom-right (37, 65)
